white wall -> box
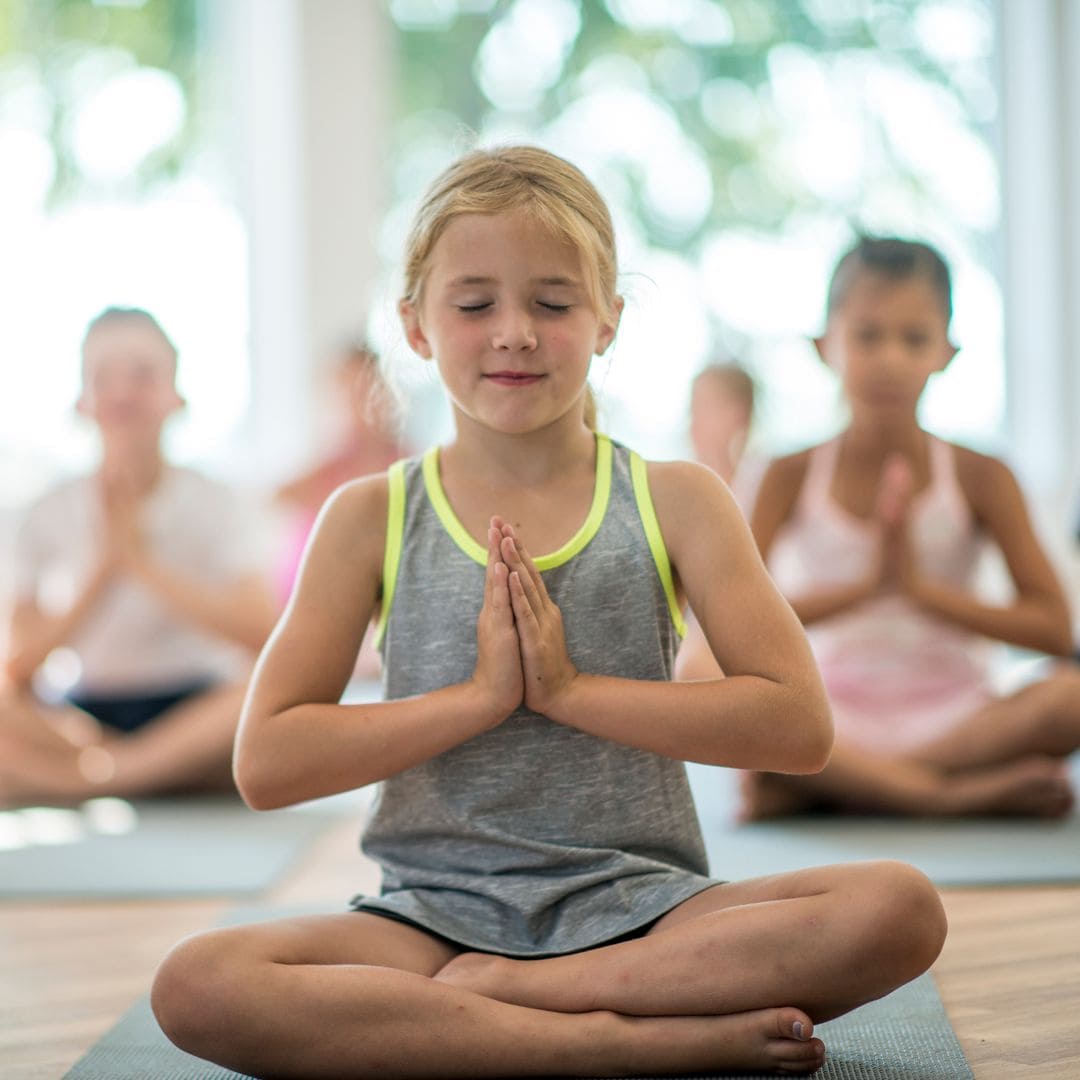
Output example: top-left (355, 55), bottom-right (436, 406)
top-left (996, 0), bottom-right (1080, 599)
top-left (218, 0), bottom-right (393, 483)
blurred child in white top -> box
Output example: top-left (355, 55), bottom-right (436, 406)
top-left (0, 308), bottom-right (277, 805)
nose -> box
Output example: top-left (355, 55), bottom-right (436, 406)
top-left (491, 307), bottom-right (537, 351)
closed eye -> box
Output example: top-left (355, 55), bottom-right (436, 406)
top-left (457, 302), bottom-right (492, 313)
top-left (538, 302), bottom-right (571, 312)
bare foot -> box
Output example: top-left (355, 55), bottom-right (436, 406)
top-left (0, 732), bottom-right (93, 807)
top-left (941, 757), bottom-right (1075, 818)
top-left (618, 1005), bottom-right (824, 1076)
top-left (433, 959), bottom-right (826, 1078)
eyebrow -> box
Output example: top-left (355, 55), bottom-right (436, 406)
top-left (447, 275), bottom-right (581, 287)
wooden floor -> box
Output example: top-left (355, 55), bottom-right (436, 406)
top-left (2, 813), bottom-right (1079, 1080)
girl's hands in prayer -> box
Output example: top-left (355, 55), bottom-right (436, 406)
top-left (472, 518), bottom-right (525, 721)
top-left (873, 454), bottom-right (920, 596)
top-left (498, 523), bottom-right (579, 717)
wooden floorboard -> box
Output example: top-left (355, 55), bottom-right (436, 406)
top-left (2, 813), bottom-right (1078, 1079)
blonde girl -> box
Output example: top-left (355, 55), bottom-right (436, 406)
top-left (151, 149), bottom-right (945, 1078)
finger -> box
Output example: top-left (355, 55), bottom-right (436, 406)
top-left (508, 570), bottom-right (539, 637)
top-left (491, 561), bottom-right (513, 622)
top-left (484, 524), bottom-right (502, 606)
top-left (501, 536), bottom-right (545, 611)
top-left (498, 524), bottom-right (549, 603)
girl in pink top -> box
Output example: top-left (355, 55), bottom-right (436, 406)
top-left (747, 236), bottom-right (1080, 818)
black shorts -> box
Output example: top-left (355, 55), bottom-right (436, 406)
top-left (68, 680), bottom-right (217, 734)
top-left (349, 901), bottom-right (663, 958)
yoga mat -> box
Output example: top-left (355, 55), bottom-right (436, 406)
top-left (0, 795), bottom-right (349, 898)
top-left (65, 964), bottom-right (969, 1080)
top-left (689, 755), bottom-right (1080, 887)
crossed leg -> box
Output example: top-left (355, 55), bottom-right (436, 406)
top-left (151, 860), bottom-right (945, 1078)
top-left (0, 684), bottom-right (245, 806)
top-left (743, 666), bottom-right (1080, 819)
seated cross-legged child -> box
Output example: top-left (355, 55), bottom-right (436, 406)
top-left (0, 307), bottom-right (277, 806)
top-left (151, 148), bottom-right (946, 1079)
top-left (746, 236), bottom-right (1080, 820)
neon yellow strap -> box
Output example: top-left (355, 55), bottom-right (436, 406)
top-left (629, 451), bottom-right (687, 638)
top-left (423, 434), bottom-right (613, 570)
top-left (373, 459), bottom-right (406, 648)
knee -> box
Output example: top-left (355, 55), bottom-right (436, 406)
top-left (850, 861), bottom-right (947, 976)
top-left (151, 929), bottom-right (244, 1056)
top-left (1048, 667), bottom-right (1080, 715)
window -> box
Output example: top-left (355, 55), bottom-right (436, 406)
top-left (383, 0), bottom-right (1002, 462)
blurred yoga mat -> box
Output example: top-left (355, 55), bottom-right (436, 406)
top-left (0, 795), bottom-right (349, 898)
top-left (66, 939), bottom-right (969, 1080)
top-left (689, 755), bottom-right (1080, 886)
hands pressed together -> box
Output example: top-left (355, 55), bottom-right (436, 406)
top-left (473, 516), bottom-right (579, 722)
top-left (871, 453), bottom-right (921, 598)
top-left (97, 469), bottom-right (152, 580)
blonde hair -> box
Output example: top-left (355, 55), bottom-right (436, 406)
top-left (401, 146), bottom-right (620, 429)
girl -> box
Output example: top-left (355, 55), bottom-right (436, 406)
top-left (273, 339), bottom-right (407, 604)
top-left (0, 308), bottom-right (277, 805)
top-left (678, 362), bottom-right (763, 681)
top-left (746, 236), bottom-right (1080, 819)
top-left (152, 148), bottom-right (945, 1078)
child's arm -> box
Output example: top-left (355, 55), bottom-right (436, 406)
top-left (102, 485), bottom-right (277, 653)
top-left (3, 564), bottom-right (115, 687)
top-left (501, 463), bottom-right (833, 774)
top-left (900, 449), bottom-right (1073, 656)
top-left (126, 561), bottom-right (277, 653)
top-left (234, 482), bottom-right (521, 810)
top-left (751, 453), bottom-right (878, 624)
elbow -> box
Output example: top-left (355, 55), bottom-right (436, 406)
top-left (1047, 622), bottom-right (1076, 659)
top-left (232, 752), bottom-right (288, 812)
top-left (789, 700), bottom-right (834, 775)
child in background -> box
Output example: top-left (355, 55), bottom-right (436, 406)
top-left (677, 361), bottom-right (762, 680)
top-left (152, 147), bottom-right (945, 1079)
top-left (0, 308), bottom-right (277, 805)
top-left (688, 361), bottom-right (757, 500)
top-left (273, 341), bottom-right (406, 603)
top-left (273, 341), bottom-right (406, 679)
top-left (747, 237), bottom-right (1080, 819)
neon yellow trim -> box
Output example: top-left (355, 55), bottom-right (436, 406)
top-left (373, 459), bottom-right (406, 648)
top-left (422, 434), bottom-right (613, 570)
top-left (629, 451), bottom-right (687, 638)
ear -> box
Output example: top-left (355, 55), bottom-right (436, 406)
top-left (399, 299), bottom-right (433, 359)
top-left (594, 296), bottom-right (625, 356)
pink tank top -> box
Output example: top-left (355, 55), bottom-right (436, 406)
top-left (769, 437), bottom-right (993, 752)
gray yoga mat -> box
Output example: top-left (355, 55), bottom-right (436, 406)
top-left (0, 795), bottom-right (345, 898)
top-left (689, 755), bottom-right (1080, 886)
top-left (64, 967), bottom-right (970, 1080)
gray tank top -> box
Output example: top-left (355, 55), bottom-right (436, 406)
top-left (352, 434), bottom-right (715, 956)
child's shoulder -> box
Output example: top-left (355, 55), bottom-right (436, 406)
top-left (639, 457), bottom-right (745, 533)
top-left (756, 444), bottom-right (820, 497)
top-left (946, 440), bottom-right (1021, 512)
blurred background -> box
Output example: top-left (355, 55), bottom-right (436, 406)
top-left (1, 0), bottom-right (1077, 591)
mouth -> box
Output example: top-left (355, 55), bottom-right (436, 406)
top-left (483, 371), bottom-right (545, 386)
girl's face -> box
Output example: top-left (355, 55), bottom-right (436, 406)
top-left (815, 272), bottom-right (956, 419)
top-left (78, 321), bottom-right (184, 437)
top-left (400, 210), bottom-right (621, 437)
top-left (690, 376), bottom-right (750, 459)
